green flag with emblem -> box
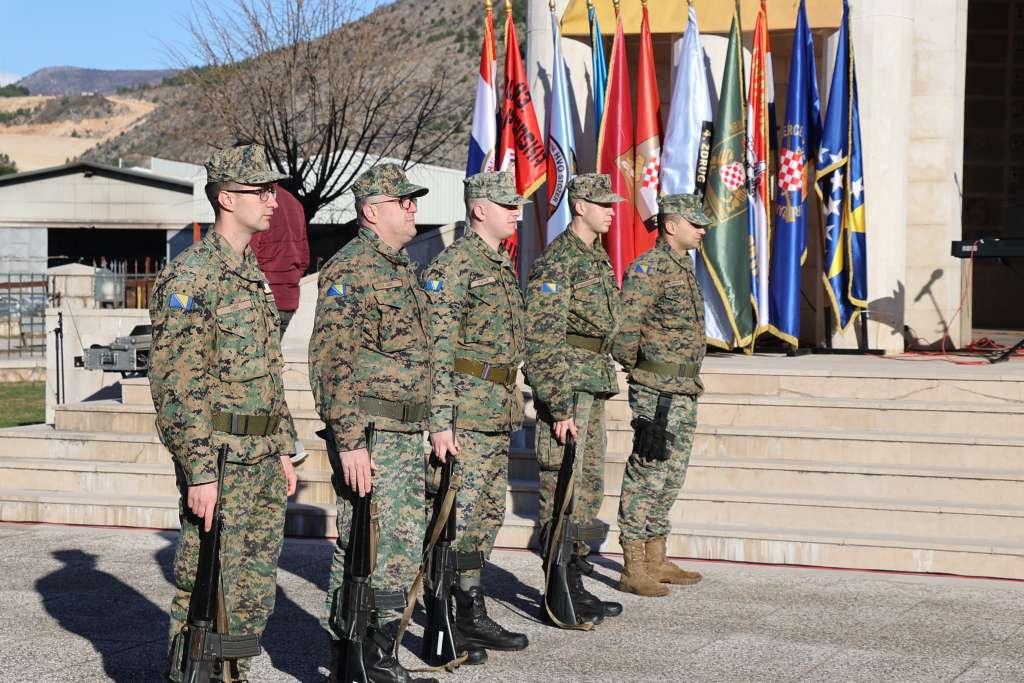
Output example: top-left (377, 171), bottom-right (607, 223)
top-left (700, 4), bottom-right (754, 351)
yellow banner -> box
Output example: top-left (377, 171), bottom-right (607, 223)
top-left (560, 0), bottom-right (843, 37)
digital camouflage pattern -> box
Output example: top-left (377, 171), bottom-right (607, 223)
top-left (169, 457), bottom-right (286, 678)
top-left (422, 209), bottom-right (526, 578)
top-left (425, 429), bottom-right (510, 580)
top-left (617, 385), bottom-right (697, 544)
top-left (524, 228), bottom-right (621, 421)
top-left (463, 170), bottom-right (530, 205)
top-left (613, 235), bottom-right (705, 545)
top-left (308, 223), bottom-right (432, 630)
top-left (149, 228), bottom-right (294, 677)
top-left (533, 392), bottom-right (607, 554)
top-left (149, 229), bottom-right (296, 484)
top-left (525, 227), bottom-right (621, 552)
top-left (204, 143), bottom-right (288, 185)
top-left (658, 192), bottom-right (712, 226)
top-left (322, 430), bottom-right (427, 630)
top-left (423, 226), bottom-right (526, 433)
top-left (612, 235), bottom-right (706, 396)
top-left (567, 173), bottom-right (625, 204)
top-left (350, 162), bottom-right (428, 200)
top-left (308, 226), bottom-right (432, 451)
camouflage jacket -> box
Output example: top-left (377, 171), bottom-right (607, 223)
top-left (148, 230), bottom-right (295, 486)
top-left (525, 228), bottom-right (621, 421)
top-left (612, 236), bottom-right (706, 396)
top-left (309, 226), bottom-right (432, 451)
top-left (423, 226), bottom-right (525, 433)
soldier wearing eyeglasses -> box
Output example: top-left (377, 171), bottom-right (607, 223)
top-left (309, 163), bottom-right (438, 681)
top-left (149, 143), bottom-right (299, 681)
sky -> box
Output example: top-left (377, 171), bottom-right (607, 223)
top-left (0, 0), bottom-right (386, 85)
top-left (0, 1), bottom-right (216, 84)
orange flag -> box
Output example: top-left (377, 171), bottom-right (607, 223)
top-left (497, 8), bottom-right (546, 268)
top-left (633, 1), bottom-right (662, 257)
top-left (596, 10), bottom-right (636, 286)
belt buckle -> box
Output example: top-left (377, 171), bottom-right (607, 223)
top-left (230, 414), bottom-right (241, 434)
top-left (598, 336), bottom-right (611, 354)
top-left (401, 403), bottom-right (411, 421)
top-left (481, 362), bottom-right (492, 381)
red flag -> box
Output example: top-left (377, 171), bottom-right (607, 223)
top-left (597, 11), bottom-right (636, 286)
top-left (633, 2), bottom-right (662, 257)
top-left (496, 9), bottom-right (546, 267)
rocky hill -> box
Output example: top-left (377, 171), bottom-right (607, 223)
top-left (16, 67), bottom-right (179, 96)
top-left (80, 0), bottom-right (527, 170)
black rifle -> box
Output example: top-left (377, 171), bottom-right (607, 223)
top-left (171, 444), bottom-right (261, 683)
top-left (324, 423), bottom-right (377, 683)
top-left (420, 454), bottom-right (460, 666)
top-left (631, 393), bottom-right (675, 461)
top-left (541, 434), bottom-right (588, 628)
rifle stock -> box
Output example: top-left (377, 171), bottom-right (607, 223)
top-left (171, 444), bottom-right (261, 683)
top-left (542, 434), bottom-right (588, 629)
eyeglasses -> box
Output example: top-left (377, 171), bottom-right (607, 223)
top-left (225, 186), bottom-right (277, 202)
top-left (370, 196), bottom-right (418, 211)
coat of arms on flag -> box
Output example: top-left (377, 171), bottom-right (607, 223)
top-left (720, 161), bottom-right (746, 192)
top-left (778, 148), bottom-right (806, 193)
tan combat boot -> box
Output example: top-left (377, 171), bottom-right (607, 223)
top-left (645, 536), bottom-right (702, 585)
top-left (618, 540), bottom-right (669, 597)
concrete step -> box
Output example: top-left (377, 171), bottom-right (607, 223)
top-left (4, 488), bottom-right (1023, 579)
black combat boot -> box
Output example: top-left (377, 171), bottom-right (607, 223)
top-left (569, 557), bottom-right (623, 618)
top-left (451, 620), bottom-right (488, 665)
top-left (453, 586), bottom-right (529, 651)
top-left (356, 627), bottom-right (439, 683)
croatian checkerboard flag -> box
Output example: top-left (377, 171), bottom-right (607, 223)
top-left (746, 0), bottom-right (773, 337)
top-left (768, 0), bottom-right (821, 346)
top-left (466, 7), bottom-right (498, 176)
top-left (633, 1), bottom-right (662, 256)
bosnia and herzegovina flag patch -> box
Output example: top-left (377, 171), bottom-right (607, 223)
top-left (424, 279), bottom-right (443, 292)
top-left (540, 282), bottom-right (560, 294)
top-left (634, 264), bottom-right (651, 275)
top-left (168, 292), bottom-right (194, 311)
top-left (327, 283), bottom-right (349, 297)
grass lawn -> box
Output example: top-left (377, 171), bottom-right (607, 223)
top-left (0, 381), bottom-right (45, 428)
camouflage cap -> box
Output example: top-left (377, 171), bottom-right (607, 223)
top-left (464, 171), bottom-right (531, 205)
top-left (659, 193), bottom-right (712, 226)
top-left (568, 173), bottom-right (624, 204)
top-left (204, 144), bottom-right (288, 185)
top-left (351, 163), bottom-right (429, 200)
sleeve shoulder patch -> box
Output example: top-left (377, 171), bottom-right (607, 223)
top-left (424, 279), bottom-right (444, 292)
top-left (634, 263), bottom-right (651, 275)
top-left (327, 283), bottom-right (350, 297)
top-left (167, 292), bottom-right (194, 311)
top-left (539, 281), bottom-right (561, 294)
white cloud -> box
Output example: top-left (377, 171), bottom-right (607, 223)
top-left (0, 72), bottom-right (21, 86)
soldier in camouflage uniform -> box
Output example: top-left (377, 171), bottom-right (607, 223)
top-left (149, 144), bottom-right (299, 681)
top-left (612, 193), bottom-right (710, 598)
top-left (422, 171), bottom-right (530, 657)
top-left (524, 173), bottom-right (625, 625)
top-left (308, 163), bottom-right (436, 683)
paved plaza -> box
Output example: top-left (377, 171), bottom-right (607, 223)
top-left (3, 522), bottom-right (1024, 682)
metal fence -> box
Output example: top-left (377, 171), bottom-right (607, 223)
top-left (0, 273), bottom-right (48, 358)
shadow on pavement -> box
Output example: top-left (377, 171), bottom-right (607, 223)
top-left (36, 549), bottom-right (168, 682)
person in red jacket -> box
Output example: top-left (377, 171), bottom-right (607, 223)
top-left (250, 184), bottom-right (310, 333)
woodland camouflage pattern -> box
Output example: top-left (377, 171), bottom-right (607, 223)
top-left (614, 236), bottom-right (705, 545)
top-left (612, 235), bottom-right (706, 396)
top-left (350, 162), bottom-right (428, 199)
top-left (204, 143), bottom-right (288, 185)
top-left (149, 228), bottom-right (293, 678)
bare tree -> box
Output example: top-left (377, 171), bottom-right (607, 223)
top-left (180, 0), bottom-right (463, 221)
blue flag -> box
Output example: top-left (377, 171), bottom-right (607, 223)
top-left (815, 0), bottom-right (867, 331)
top-left (545, 8), bottom-right (577, 243)
top-left (589, 4), bottom-right (607, 144)
top-left (768, 0), bottom-right (821, 346)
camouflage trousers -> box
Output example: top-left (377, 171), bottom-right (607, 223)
top-left (535, 392), bottom-right (607, 556)
top-left (322, 429), bottom-right (426, 635)
top-left (617, 384), bottom-right (697, 545)
top-left (169, 455), bottom-right (287, 677)
top-left (426, 429), bottom-right (510, 582)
